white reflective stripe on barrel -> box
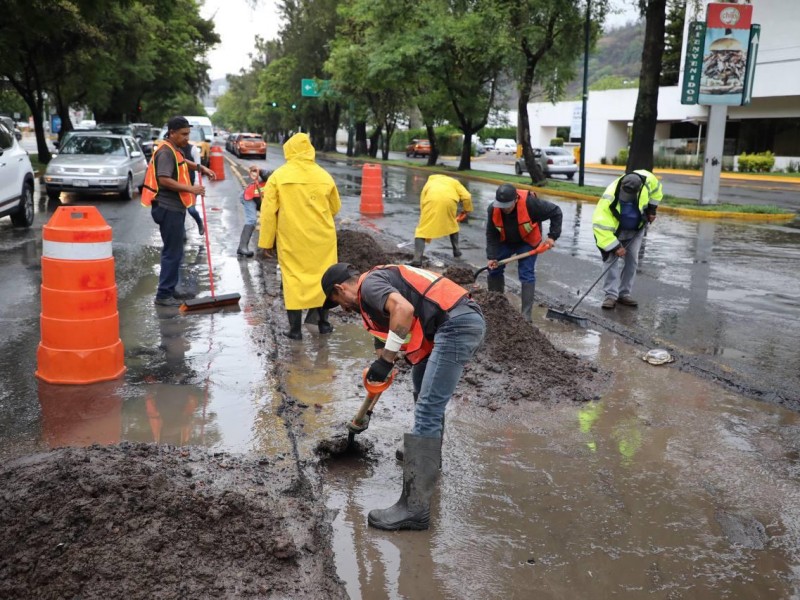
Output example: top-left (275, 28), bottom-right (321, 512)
top-left (42, 240), bottom-right (113, 260)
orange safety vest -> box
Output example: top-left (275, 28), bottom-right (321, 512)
top-left (243, 182), bottom-right (260, 201)
top-left (492, 189), bottom-right (542, 247)
top-left (141, 140), bottom-right (194, 208)
top-left (356, 265), bottom-right (469, 364)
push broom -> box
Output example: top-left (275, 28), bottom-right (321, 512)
top-left (181, 172), bottom-right (241, 311)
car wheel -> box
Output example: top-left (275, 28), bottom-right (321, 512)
top-left (514, 162), bottom-right (522, 175)
top-left (566, 173), bottom-right (575, 180)
top-left (120, 174), bottom-right (133, 201)
top-left (10, 183), bottom-right (34, 228)
top-left (46, 187), bottom-right (61, 202)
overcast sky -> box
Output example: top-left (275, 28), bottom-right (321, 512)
top-left (201, 0), bottom-right (641, 81)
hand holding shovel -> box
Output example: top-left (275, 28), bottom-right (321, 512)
top-left (472, 242), bottom-right (552, 282)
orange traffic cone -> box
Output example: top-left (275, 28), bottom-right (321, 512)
top-left (36, 206), bottom-right (125, 384)
top-left (209, 145), bottom-right (226, 180)
top-left (360, 163), bottom-right (383, 215)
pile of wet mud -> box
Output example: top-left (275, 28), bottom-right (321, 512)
top-left (0, 444), bottom-right (346, 600)
top-left (331, 231), bottom-right (608, 409)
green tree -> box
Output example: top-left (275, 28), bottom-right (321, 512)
top-left (661, 0), bottom-right (685, 86)
top-left (508, 0), bottom-right (608, 184)
top-left (0, 85), bottom-right (29, 119)
top-left (627, 0), bottom-right (667, 171)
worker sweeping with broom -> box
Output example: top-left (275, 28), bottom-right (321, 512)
top-left (259, 133), bottom-right (341, 339)
top-left (319, 262), bottom-right (485, 531)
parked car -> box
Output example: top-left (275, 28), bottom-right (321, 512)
top-left (514, 147), bottom-right (578, 180)
top-left (474, 140), bottom-right (486, 155)
top-left (0, 116), bottom-right (22, 141)
top-left (44, 132), bottom-right (147, 201)
top-left (234, 133), bottom-right (266, 159)
top-left (0, 120), bottom-right (35, 227)
top-left (482, 138), bottom-right (495, 151)
top-left (405, 139), bottom-right (431, 158)
top-left (225, 132), bottom-right (240, 154)
top-left (494, 138), bottom-right (517, 155)
top-left (130, 123), bottom-right (155, 161)
top-left (55, 128), bottom-right (112, 153)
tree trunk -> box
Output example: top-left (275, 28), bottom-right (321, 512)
top-left (457, 130), bottom-right (474, 171)
top-left (517, 55), bottom-right (547, 185)
top-left (54, 88), bottom-right (73, 142)
top-left (355, 121), bottom-right (368, 156)
top-left (32, 97), bottom-right (50, 164)
top-left (368, 126), bottom-right (381, 158)
top-left (627, 0), bottom-right (667, 172)
top-left (425, 122), bottom-right (439, 166)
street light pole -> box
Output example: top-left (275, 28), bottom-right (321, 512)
top-left (579, 0), bottom-right (591, 187)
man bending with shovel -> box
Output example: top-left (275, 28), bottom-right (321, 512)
top-left (319, 263), bottom-right (485, 531)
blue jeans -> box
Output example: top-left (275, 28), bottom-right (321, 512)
top-left (186, 205), bottom-right (203, 228)
top-left (240, 198), bottom-right (257, 225)
top-left (411, 311), bottom-right (486, 437)
top-left (151, 205), bottom-right (186, 298)
top-left (487, 241), bottom-right (538, 284)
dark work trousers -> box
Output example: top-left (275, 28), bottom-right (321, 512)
top-left (151, 204), bottom-right (186, 299)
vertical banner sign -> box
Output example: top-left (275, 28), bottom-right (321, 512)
top-left (699, 2), bottom-right (754, 105)
top-left (681, 20), bottom-right (706, 105)
top-left (741, 24), bottom-right (761, 106)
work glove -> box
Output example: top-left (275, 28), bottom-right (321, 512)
top-left (541, 237), bottom-right (555, 251)
top-left (366, 356), bottom-right (393, 383)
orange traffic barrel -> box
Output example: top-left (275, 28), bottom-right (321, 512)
top-left (209, 145), bottom-right (225, 180)
top-left (360, 163), bottom-right (383, 215)
top-left (36, 206), bottom-right (125, 384)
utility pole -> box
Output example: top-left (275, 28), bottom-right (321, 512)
top-left (578, 0), bottom-right (591, 187)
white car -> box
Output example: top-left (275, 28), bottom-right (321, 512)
top-left (494, 138), bottom-right (517, 155)
top-left (44, 132), bottom-right (147, 201)
top-left (0, 120), bottom-right (35, 228)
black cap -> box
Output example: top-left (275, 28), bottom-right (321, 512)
top-left (167, 116), bottom-right (192, 132)
top-left (619, 173), bottom-right (643, 203)
top-left (258, 169), bottom-right (272, 183)
top-left (321, 263), bottom-right (360, 309)
top-left (494, 183), bottom-right (518, 208)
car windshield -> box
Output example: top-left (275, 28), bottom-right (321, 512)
top-left (545, 148), bottom-right (571, 155)
top-left (189, 129), bottom-right (206, 142)
top-left (99, 125), bottom-right (133, 136)
top-left (200, 126), bottom-right (213, 139)
top-left (131, 125), bottom-right (151, 138)
top-left (60, 136), bottom-right (126, 156)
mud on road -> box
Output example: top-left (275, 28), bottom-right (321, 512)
top-left (0, 225), bottom-right (608, 599)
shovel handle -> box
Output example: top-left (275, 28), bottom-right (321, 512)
top-left (473, 244), bottom-right (550, 281)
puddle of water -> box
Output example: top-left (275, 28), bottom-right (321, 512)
top-left (315, 309), bottom-right (800, 599)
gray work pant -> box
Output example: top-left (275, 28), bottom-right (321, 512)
top-left (602, 229), bottom-right (643, 300)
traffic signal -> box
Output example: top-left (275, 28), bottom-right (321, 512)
top-left (291, 103), bottom-right (297, 110)
top-left (271, 101), bottom-right (277, 108)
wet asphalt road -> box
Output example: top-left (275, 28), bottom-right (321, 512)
top-left (1, 148), bottom-right (800, 597)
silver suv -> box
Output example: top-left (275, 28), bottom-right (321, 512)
top-left (0, 121), bottom-right (35, 228)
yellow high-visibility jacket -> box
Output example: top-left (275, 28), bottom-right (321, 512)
top-left (592, 169), bottom-right (661, 252)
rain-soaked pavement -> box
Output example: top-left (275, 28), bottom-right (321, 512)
top-left (1, 150), bottom-right (799, 598)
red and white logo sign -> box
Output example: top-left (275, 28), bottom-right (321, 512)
top-left (707, 3), bottom-right (752, 29)
top-left (719, 7), bottom-right (741, 26)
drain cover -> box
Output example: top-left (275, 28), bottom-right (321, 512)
top-left (642, 349), bottom-right (674, 365)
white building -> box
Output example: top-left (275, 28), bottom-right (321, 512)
top-left (525, 0), bottom-right (800, 169)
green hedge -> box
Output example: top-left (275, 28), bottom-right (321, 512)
top-left (738, 151), bottom-right (775, 173)
top-left (550, 137), bottom-right (564, 147)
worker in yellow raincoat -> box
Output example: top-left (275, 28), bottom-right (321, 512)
top-left (258, 133), bottom-right (341, 340)
top-left (410, 174), bottom-right (473, 266)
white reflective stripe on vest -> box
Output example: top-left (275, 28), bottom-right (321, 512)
top-left (43, 240), bottom-right (113, 260)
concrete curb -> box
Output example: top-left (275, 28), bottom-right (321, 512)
top-left (586, 163), bottom-right (800, 185)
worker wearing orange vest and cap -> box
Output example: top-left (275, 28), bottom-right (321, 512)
top-left (319, 262), bottom-right (485, 531)
top-left (142, 116), bottom-right (215, 307)
top-left (486, 183), bottom-right (562, 321)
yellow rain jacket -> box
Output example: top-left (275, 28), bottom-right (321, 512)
top-left (258, 133), bottom-right (341, 309)
top-left (414, 174), bottom-right (473, 239)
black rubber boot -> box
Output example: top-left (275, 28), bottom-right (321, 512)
top-left (487, 275), bottom-right (505, 293)
top-left (236, 224), bottom-right (255, 257)
top-left (369, 433), bottom-right (441, 531)
top-left (283, 310), bottom-right (302, 340)
top-left (449, 233), bottom-right (462, 258)
top-left (397, 414), bottom-right (444, 469)
top-left (317, 308), bottom-right (333, 334)
top-left (409, 238), bottom-right (425, 267)
top-left (521, 282), bottom-right (536, 322)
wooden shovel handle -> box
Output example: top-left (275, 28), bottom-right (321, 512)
top-left (473, 244), bottom-right (550, 281)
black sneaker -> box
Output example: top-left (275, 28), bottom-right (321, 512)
top-left (172, 290), bottom-right (196, 300)
top-left (198, 223), bottom-right (205, 236)
top-left (154, 296), bottom-right (183, 307)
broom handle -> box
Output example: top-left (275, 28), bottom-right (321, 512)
top-left (197, 172), bottom-right (216, 299)
top-left (568, 224), bottom-right (648, 313)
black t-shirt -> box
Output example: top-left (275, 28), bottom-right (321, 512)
top-left (359, 266), bottom-right (477, 340)
top-left (154, 144), bottom-right (184, 212)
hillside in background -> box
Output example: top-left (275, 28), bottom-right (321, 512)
top-left (566, 21), bottom-right (645, 97)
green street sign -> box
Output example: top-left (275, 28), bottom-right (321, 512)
top-left (681, 21), bottom-right (706, 105)
top-left (301, 79), bottom-right (330, 98)
top-left (741, 24), bottom-right (761, 106)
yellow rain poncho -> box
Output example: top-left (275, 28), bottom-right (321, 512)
top-left (414, 174), bottom-right (473, 239)
top-left (258, 133), bottom-right (341, 309)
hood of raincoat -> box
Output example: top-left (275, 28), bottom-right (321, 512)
top-left (283, 132), bottom-right (315, 162)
